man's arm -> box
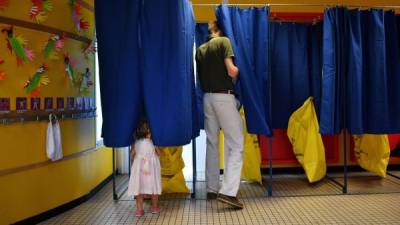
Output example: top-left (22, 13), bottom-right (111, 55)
top-left (224, 57), bottom-right (239, 78)
top-left (195, 51), bottom-right (202, 77)
top-left (221, 37), bottom-right (239, 78)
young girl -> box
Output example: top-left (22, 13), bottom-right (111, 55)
top-left (127, 120), bottom-right (162, 217)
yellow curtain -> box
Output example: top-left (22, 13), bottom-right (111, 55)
top-left (287, 97), bottom-right (326, 183)
top-left (353, 134), bottom-right (390, 178)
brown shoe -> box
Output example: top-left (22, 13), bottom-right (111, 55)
top-left (217, 194), bottom-right (243, 209)
top-left (207, 192), bottom-right (218, 200)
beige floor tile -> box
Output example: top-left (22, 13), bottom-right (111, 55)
top-left (40, 172), bottom-right (400, 225)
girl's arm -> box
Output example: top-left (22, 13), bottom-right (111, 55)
top-left (155, 146), bottom-right (161, 156)
top-left (131, 144), bottom-right (136, 159)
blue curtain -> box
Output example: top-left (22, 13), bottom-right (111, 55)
top-left (320, 7), bottom-right (347, 135)
top-left (270, 22), bottom-right (322, 129)
top-left (96, 0), bottom-right (199, 147)
top-left (140, 0), bottom-right (199, 146)
top-left (95, 0), bottom-right (142, 147)
top-left (215, 5), bottom-right (272, 136)
top-left (195, 23), bottom-right (209, 47)
top-left (320, 8), bottom-right (400, 135)
top-left (194, 23), bottom-right (209, 129)
top-left (397, 16), bottom-right (400, 49)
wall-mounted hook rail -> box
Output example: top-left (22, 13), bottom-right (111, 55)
top-left (0, 109), bottom-right (97, 125)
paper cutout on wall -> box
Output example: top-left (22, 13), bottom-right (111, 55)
top-left (56, 97), bottom-right (64, 111)
top-left (83, 40), bottom-right (96, 58)
top-left (30, 0), bottom-right (53, 24)
top-left (79, 68), bottom-right (93, 95)
top-left (76, 97), bottom-right (83, 110)
top-left (0, 98), bottom-right (10, 112)
top-left (0, 0), bottom-right (9, 10)
top-left (69, 0), bottom-right (89, 31)
top-left (44, 97), bottom-right (53, 111)
top-left (64, 53), bottom-right (76, 82)
top-left (16, 97), bottom-right (27, 111)
top-left (30, 97), bottom-right (40, 110)
top-left (67, 97), bottom-right (74, 110)
top-left (0, 57), bottom-right (5, 80)
top-left (89, 97), bottom-right (94, 109)
top-left (43, 34), bottom-right (64, 59)
top-left (24, 65), bottom-right (50, 96)
top-left (83, 97), bottom-right (89, 110)
top-left (1, 26), bottom-right (34, 66)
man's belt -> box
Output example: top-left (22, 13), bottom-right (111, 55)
top-left (208, 90), bottom-right (235, 95)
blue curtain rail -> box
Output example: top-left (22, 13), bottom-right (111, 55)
top-left (0, 109), bottom-right (96, 125)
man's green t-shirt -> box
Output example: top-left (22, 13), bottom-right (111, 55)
top-left (196, 36), bottom-right (235, 92)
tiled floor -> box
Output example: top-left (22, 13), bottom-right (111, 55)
top-left (40, 172), bottom-right (400, 225)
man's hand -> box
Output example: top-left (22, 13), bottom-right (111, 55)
top-left (224, 57), bottom-right (239, 78)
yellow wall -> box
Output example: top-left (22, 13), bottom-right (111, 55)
top-left (0, 1), bottom-right (112, 224)
top-left (0, 147), bottom-right (111, 225)
top-left (193, 0), bottom-right (400, 21)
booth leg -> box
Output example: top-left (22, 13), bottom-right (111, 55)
top-left (191, 138), bottom-right (197, 199)
top-left (343, 131), bottom-right (348, 194)
top-left (268, 137), bottom-right (273, 197)
top-left (112, 148), bottom-right (118, 200)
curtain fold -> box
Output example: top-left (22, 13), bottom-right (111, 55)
top-left (270, 22), bottom-right (322, 129)
top-left (96, 0), bottom-right (199, 147)
top-left (320, 7), bottom-right (347, 135)
top-left (95, 0), bottom-right (142, 147)
top-left (215, 5), bottom-right (271, 136)
top-left (140, 0), bottom-right (199, 146)
top-left (321, 7), bottom-right (400, 135)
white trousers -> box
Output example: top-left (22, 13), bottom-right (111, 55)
top-left (204, 93), bottom-right (244, 197)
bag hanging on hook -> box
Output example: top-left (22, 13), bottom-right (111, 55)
top-left (46, 113), bottom-right (63, 161)
top-left (287, 97), bottom-right (326, 183)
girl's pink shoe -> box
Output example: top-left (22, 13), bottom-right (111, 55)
top-left (151, 207), bottom-right (161, 214)
top-left (135, 209), bottom-right (144, 217)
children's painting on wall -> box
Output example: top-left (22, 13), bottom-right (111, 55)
top-left (89, 97), bottom-right (95, 110)
top-left (84, 97), bottom-right (90, 110)
top-left (44, 97), bottom-right (53, 111)
top-left (67, 97), bottom-right (74, 110)
top-left (76, 97), bottom-right (83, 110)
top-left (56, 97), bottom-right (64, 111)
top-left (30, 97), bottom-right (40, 110)
top-left (16, 97), bottom-right (27, 112)
top-left (0, 98), bottom-right (10, 112)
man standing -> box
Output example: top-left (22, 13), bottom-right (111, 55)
top-left (196, 21), bottom-right (244, 209)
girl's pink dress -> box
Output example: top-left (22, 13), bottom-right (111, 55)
top-left (127, 138), bottom-right (162, 196)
